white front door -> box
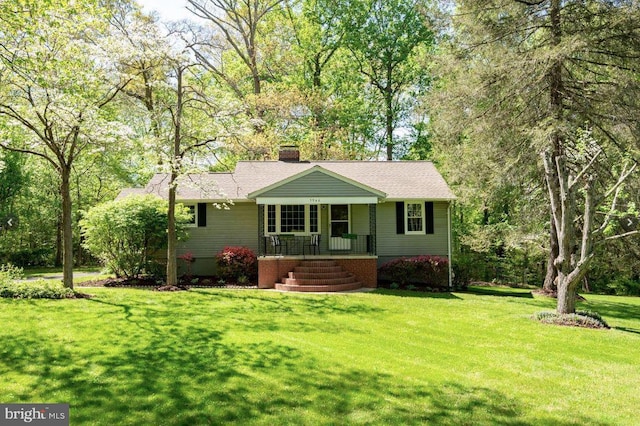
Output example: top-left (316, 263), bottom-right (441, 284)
top-left (329, 204), bottom-right (351, 250)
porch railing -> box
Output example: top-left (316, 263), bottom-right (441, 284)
top-left (260, 234), bottom-right (374, 256)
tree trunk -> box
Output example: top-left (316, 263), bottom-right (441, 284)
top-left (385, 83), bottom-right (393, 161)
top-left (166, 66), bottom-right (184, 287)
top-left (543, 212), bottom-right (558, 292)
top-left (60, 167), bottom-right (74, 289)
top-left (556, 273), bottom-right (577, 314)
top-left (166, 176), bottom-right (178, 286)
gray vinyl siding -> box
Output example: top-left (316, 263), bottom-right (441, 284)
top-left (177, 202), bottom-right (259, 275)
top-left (351, 204), bottom-right (370, 235)
top-left (258, 171), bottom-right (378, 198)
top-left (376, 201), bottom-right (449, 265)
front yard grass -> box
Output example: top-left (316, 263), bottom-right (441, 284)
top-left (1, 286), bottom-right (639, 425)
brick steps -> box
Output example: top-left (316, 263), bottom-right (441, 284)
top-left (283, 276), bottom-right (356, 285)
top-left (275, 282), bottom-right (363, 292)
top-left (293, 266), bottom-right (343, 273)
top-left (288, 270), bottom-right (352, 280)
top-left (275, 260), bottom-right (363, 292)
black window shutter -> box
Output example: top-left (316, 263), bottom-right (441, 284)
top-left (425, 202), bottom-right (434, 234)
top-left (197, 203), bottom-right (207, 227)
top-left (396, 202), bottom-right (405, 234)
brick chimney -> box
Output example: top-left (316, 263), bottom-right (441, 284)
top-left (278, 145), bottom-right (300, 162)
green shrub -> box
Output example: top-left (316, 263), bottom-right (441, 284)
top-left (452, 254), bottom-right (473, 289)
top-left (0, 279), bottom-right (75, 299)
top-left (604, 277), bottom-right (640, 296)
top-left (2, 248), bottom-right (53, 267)
top-left (533, 310), bottom-right (609, 329)
top-left (378, 255), bottom-right (449, 287)
top-left (215, 246), bottom-right (257, 284)
top-left (81, 195), bottom-right (190, 278)
top-left (0, 263), bottom-right (24, 280)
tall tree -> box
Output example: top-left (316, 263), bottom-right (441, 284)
top-left (187, 0), bottom-right (285, 101)
top-left (0, 1), bottom-right (134, 288)
top-left (431, 0), bottom-right (640, 313)
top-left (341, 0), bottom-right (434, 160)
top-left (113, 8), bottom-right (247, 285)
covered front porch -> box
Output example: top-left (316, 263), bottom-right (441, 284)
top-left (249, 165), bottom-right (386, 291)
top-left (254, 200), bottom-right (381, 257)
top-left (255, 203), bottom-right (379, 291)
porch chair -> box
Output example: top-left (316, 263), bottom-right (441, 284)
top-left (304, 234), bottom-right (321, 255)
top-left (270, 235), bottom-right (283, 254)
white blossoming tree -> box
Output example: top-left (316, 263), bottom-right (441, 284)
top-left (0, 1), bottom-right (135, 288)
top-left (111, 6), bottom-right (248, 286)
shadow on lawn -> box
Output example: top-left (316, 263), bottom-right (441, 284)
top-left (614, 326), bottom-right (640, 335)
top-left (0, 295), bottom-right (614, 426)
top-left (0, 330), bottom-right (611, 425)
top-left (191, 288), bottom-right (387, 315)
top-left (582, 299), bottom-right (640, 323)
top-left (373, 289), bottom-right (462, 299)
top-left (465, 286), bottom-right (534, 299)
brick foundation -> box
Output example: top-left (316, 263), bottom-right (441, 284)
top-left (258, 258), bottom-right (300, 288)
top-left (332, 258), bottom-right (377, 288)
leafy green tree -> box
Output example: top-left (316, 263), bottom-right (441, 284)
top-left (430, 0), bottom-right (640, 313)
top-left (81, 195), bottom-right (190, 278)
top-left (0, 151), bottom-right (25, 219)
top-left (0, 0), bottom-right (135, 288)
top-left (188, 0), bottom-right (287, 99)
top-left (341, 0), bottom-right (434, 160)
top-left (113, 8), bottom-right (248, 285)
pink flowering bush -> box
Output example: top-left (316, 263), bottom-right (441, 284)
top-left (378, 255), bottom-right (449, 287)
top-left (215, 246), bottom-right (257, 283)
top-left (178, 252), bottom-right (195, 279)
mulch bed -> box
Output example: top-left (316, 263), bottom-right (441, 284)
top-left (81, 276), bottom-right (257, 291)
top-left (532, 288), bottom-right (587, 301)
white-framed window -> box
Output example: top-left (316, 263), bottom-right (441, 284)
top-left (264, 205), bottom-right (320, 235)
top-left (329, 204), bottom-right (350, 237)
top-left (405, 201), bottom-right (425, 234)
top-left (267, 205), bottom-right (277, 233)
top-left (185, 204), bottom-right (197, 227)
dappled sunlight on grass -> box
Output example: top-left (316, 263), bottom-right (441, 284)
top-left (0, 287), bottom-right (638, 424)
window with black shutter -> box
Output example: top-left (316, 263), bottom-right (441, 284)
top-left (197, 203), bottom-right (207, 227)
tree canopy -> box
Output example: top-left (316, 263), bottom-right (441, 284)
top-left (1, 0), bottom-right (639, 304)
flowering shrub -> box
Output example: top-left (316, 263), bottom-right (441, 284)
top-left (215, 246), bottom-right (257, 283)
top-left (178, 252), bottom-right (195, 279)
top-left (378, 255), bottom-right (449, 287)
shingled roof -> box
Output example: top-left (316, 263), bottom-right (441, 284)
top-left (117, 160), bottom-right (455, 202)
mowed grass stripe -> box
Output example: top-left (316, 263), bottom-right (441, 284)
top-left (1, 287), bottom-right (639, 425)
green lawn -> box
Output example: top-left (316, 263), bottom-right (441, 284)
top-left (1, 286), bottom-right (639, 425)
top-left (20, 266), bottom-right (104, 278)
